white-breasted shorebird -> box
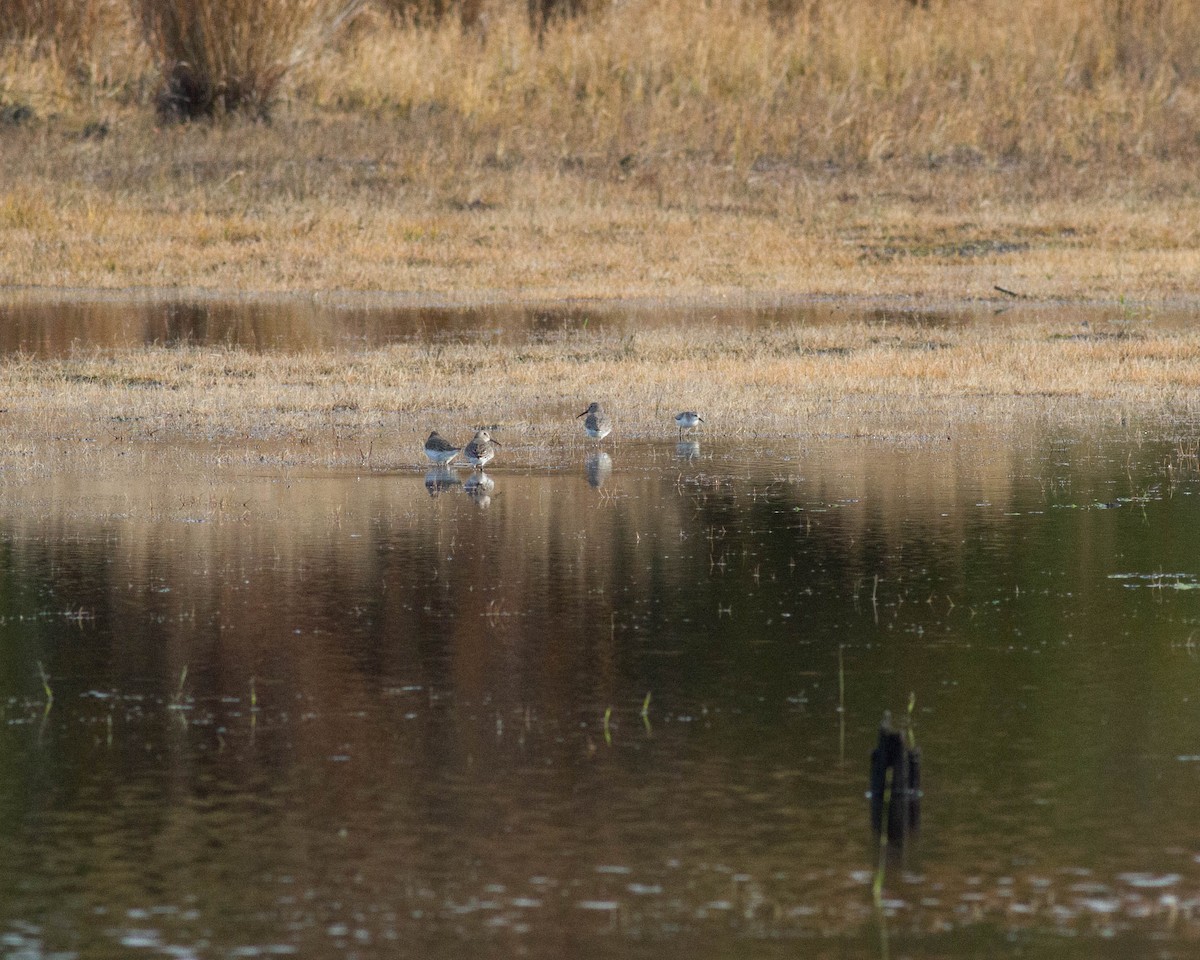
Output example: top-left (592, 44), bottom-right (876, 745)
top-left (423, 430), bottom-right (461, 465)
top-left (674, 411), bottom-right (704, 440)
top-left (577, 402), bottom-right (612, 440)
top-left (463, 429), bottom-right (500, 469)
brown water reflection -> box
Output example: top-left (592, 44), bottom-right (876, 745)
top-left (2, 433), bottom-right (1200, 958)
top-left (0, 290), bottom-right (1187, 357)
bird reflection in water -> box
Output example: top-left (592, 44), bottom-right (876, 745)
top-left (585, 451), bottom-right (613, 488)
top-left (464, 471), bottom-right (495, 508)
top-left (424, 467), bottom-right (462, 497)
top-left (675, 441), bottom-right (701, 460)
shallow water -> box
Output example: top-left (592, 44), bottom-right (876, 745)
top-left (2, 427), bottom-right (1200, 959)
top-left (0, 291), bottom-right (1191, 356)
top-left (2, 301), bottom-right (1200, 958)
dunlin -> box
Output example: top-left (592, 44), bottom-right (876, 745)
top-left (674, 411), bottom-right (704, 440)
top-left (577, 402), bottom-right (612, 440)
top-left (463, 429), bottom-right (500, 469)
top-left (423, 430), bottom-right (461, 465)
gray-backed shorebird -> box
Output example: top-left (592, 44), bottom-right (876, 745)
top-left (577, 402), bottom-right (612, 440)
top-left (423, 430), bottom-right (461, 465)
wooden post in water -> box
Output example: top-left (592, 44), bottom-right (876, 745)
top-left (869, 710), bottom-right (921, 843)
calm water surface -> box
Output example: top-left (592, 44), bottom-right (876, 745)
top-left (2, 301), bottom-right (1200, 959)
top-left (0, 291), bottom-right (1194, 356)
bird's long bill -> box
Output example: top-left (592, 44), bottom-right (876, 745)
top-left (576, 410), bottom-right (587, 418)
top-left (492, 440), bottom-right (502, 446)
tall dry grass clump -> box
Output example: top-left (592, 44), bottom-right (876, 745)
top-left (0, 0), bottom-right (131, 74)
top-left (369, 0), bottom-right (605, 30)
top-left (1, 0), bottom-right (101, 53)
top-left (133, 0), bottom-right (363, 119)
top-left (371, 0), bottom-right (483, 28)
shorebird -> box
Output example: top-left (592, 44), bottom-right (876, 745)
top-left (674, 411), bottom-right (704, 440)
top-left (577, 402), bottom-right (612, 440)
top-left (423, 430), bottom-right (461, 465)
top-left (463, 429), bottom-right (500, 469)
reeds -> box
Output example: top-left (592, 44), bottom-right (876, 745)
top-left (1, 0), bottom-right (102, 53)
top-left (131, 0), bottom-right (363, 118)
top-left (0, 0), bottom-right (127, 73)
top-left (372, 0), bottom-right (485, 29)
top-left (312, 0), bottom-right (1200, 166)
top-left (2, 0), bottom-right (1195, 154)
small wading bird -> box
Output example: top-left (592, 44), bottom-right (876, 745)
top-left (463, 429), bottom-right (501, 469)
top-left (674, 411), bottom-right (704, 440)
top-left (423, 430), bottom-right (461, 465)
top-left (577, 401), bottom-right (612, 440)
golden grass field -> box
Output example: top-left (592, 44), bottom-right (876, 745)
top-left (0, 0), bottom-right (1198, 302)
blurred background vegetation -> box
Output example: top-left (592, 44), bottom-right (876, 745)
top-left (0, 0), bottom-right (1195, 164)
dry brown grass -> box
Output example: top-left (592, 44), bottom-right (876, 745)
top-left (0, 0), bottom-right (116, 65)
top-left (312, 0), bottom-right (1199, 166)
top-left (0, 317), bottom-right (1195, 479)
top-left (132, 0), bottom-right (361, 118)
top-left (0, 0), bottom-right (1197, 298)
top-left (371, 0), bottom-right (485, 28)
